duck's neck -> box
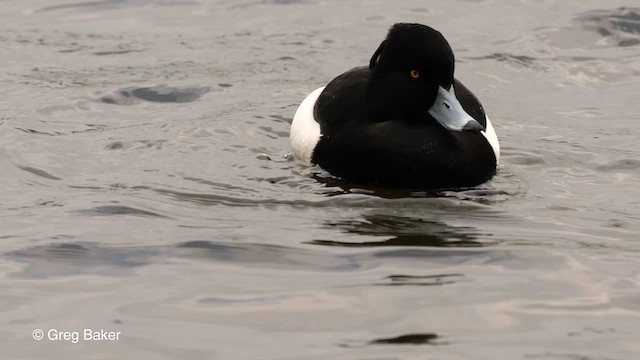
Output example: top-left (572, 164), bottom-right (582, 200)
top-left (365, 77), bottom-right (424, 123)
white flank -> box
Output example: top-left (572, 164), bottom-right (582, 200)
top-left (290, 86), bottom-right (325, 164)
top-left (482, 114), bottom-right (500, 165)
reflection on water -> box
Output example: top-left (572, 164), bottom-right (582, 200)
top-left (100, 85), bottom-right (213, 105)
top-left (339, 333), bottom-right (445, 349)
top-left (7, 236), bottom-right (496, 279)
top-left (374, 273), bottom-right (464, 287)
top-left (577, 7), bottom-right (640, 46)
top-left (5, 240), bottom-right (363, 277)
top-left (312, 165), bottom-right (523, 205)
top-left (310, 214), bottom-right (492, 248)
top-left (5, 242), bottom-right (155, 278)
top-left (77, 205), bottom-right (169, 218)
top-left (369, 333), bottom-right (442, 346)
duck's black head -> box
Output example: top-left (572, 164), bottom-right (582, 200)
top-left (367, 23), bottom-right (483, 132)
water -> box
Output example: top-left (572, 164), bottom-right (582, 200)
top-left (1, 1), bottom-right (639, 359)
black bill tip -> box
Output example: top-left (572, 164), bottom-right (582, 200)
top-left (461, 119), bottom-right (484, 133)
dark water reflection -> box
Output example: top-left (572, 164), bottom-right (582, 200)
top-left (369, 333), bottom-right (442, 345)
top-left (312, 164), bottom-right (524, 205)
top-left (101, 85), bottom-right (212, 105)
top-left (310, 214), bottom-right (491, 248)
top-left (340, 333), bottom-right (444, 348)
top-left (374, 274), bottom-right (464, 287)
top-left (577, 7), bottom-right (640, 46)
top-left (6, 237), bottom-right (492, 279)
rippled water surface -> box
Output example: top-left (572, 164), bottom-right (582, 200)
top-left (1, 1), bottom-right (639, 359)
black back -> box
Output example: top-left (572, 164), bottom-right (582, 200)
top-left (311, 67), bottom-right (496, 188)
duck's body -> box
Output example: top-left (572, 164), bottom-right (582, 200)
top-left (290, 23), bottom-right (500, 188)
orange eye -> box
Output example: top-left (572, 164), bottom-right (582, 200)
top-left (410, 69), bottom-right (420, 79)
